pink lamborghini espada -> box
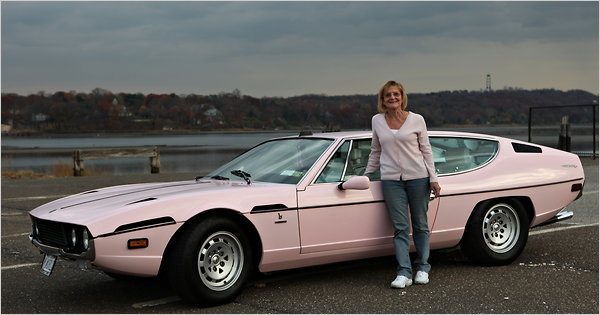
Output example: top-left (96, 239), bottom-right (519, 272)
top-left (30, 130), bottom-right (584, 305)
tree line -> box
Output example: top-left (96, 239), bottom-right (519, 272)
top-left (1, 87), bottom-right (597, 134)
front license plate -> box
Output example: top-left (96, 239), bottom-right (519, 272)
top-left (41, 254), bottom-right (57, 276)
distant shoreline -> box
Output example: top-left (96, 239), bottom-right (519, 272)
top-left (4, 123), bottom-right (598, 138)
top-left (1, 145), bottom-right (246, 156)
top-left (2, 124), bottom-right (534, 138)
top-left (1, 128), bottom-right (304, 138)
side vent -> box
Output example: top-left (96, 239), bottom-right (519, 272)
top-left (512, 143), bottom-right (542, 153)
top-left (114, 217), bottom-right (176, 233)
top-left (251, 204), bottom-right (289, 213)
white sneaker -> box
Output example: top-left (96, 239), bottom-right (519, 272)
top-left (414, 271), bottom-right (429, 284)
top-left (390, 275), bottom-right (413, 289)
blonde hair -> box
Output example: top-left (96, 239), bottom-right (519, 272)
top-left (377, 80), bottom-right (408, 113)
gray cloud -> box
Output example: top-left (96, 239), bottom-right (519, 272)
top-left (2, 1), bottom-right (598, 96)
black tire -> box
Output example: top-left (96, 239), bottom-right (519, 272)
top-left (167, 216), bottom-right (253, 306)
top-left (461, 200), bottom-right (529, 266)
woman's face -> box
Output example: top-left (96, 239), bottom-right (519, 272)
top-left (383, 86), bottom-right (403, 111)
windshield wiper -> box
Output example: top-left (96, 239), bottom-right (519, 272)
top-left (196, 175), bottom-right (229, 181)
top-left (211, 175), bottom-right (230, 180)
top-left (231, 170), bottom-right (252, 185)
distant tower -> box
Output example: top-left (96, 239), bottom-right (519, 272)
top-left (486, 74), bottom-right (492, 92)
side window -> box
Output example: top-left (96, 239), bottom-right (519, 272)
top-left (315, 139), bottom-right (381, 183)
top-left (315, 141), bottom-right (350, 183)
top-left (430, 137), bottom-right (498, 175)
top-left (344, 139), bottom-right (378, 181)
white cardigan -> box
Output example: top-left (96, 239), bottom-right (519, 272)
top-left (364, 112), bottom-right (438, 182)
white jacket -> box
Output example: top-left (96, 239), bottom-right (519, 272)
top-left (364, 112), bottom-right (438, 182)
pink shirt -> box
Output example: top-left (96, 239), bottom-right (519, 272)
top-left (365, 112), bottom-right (438, 182)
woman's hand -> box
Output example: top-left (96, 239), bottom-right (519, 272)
top-left (431, 182), bottom-right (441, 198)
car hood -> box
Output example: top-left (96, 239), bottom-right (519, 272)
top-left (29, 179), bottom-right (298, 236)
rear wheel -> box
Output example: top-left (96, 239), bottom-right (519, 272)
top-left (168, 216), bottom-right (252, 306)
top-left (461, 200), bottom-right (529, 265)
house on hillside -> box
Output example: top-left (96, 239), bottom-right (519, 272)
top-left (198, 104), bottom-right (224, 127)
top-left (1, 124), bottom-right (12, 134)
top-left (113, 98), bottom-right (132, 117)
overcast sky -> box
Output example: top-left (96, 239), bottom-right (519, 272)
top-left (2, 1), bottom-right (598, 97)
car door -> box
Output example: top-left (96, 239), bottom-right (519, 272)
top-left (427, 136), bottom-right (500, 245)
top-left (297, 138), bottom-right (440, 254)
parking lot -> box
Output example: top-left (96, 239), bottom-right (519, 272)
top-left (1, 159), bottom-right (598, 313)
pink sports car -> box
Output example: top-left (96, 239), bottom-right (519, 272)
top-left (29, 131), bottom-right (584, 306)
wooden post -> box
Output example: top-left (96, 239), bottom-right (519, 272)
top-left (72, 147), bottom-right (159, 176)
top-left (558, 115), bottom-right (571, 152)
top-left (73, 150), bottom-right (84, 176)
top-left (150, 147), bottom-right (160, 174)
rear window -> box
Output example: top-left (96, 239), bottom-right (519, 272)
top-left (430, 137), bottom-right (498, 175)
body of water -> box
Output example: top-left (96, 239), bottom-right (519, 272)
top-left (1, 131), bottom-right (297, 176)
top-left (2, 127), bottom-right (597, 176)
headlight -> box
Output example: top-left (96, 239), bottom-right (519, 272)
top-left (32, 222), bottom-right (39, 237)
top-left (71, 228), bottom-right (77, 246)
top-left (82, 229), bottom-right (89, 250)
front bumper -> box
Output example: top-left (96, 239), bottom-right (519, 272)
top-left (30, 234), bottom-right (95, 261)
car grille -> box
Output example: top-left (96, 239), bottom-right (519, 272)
top-left (33, 218), bottom-right (69, 247)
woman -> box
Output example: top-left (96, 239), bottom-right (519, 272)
top-left (364, 80), bottom-right (441, 289)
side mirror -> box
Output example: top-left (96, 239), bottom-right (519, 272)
top-left (337, 176), bottom-right (370, 191)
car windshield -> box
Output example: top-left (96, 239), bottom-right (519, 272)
top-left (205, 138), bottom-right (334, 185)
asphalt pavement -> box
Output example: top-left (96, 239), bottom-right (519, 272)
top-left (1, 158), bottom-right (598, 313)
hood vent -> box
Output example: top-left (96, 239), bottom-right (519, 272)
top-left (126, 197), bottom-right (157, 206)
top-left (80, 190), bottom-right (99, 195)
top-left (60, 182), bottom-right (193, 210)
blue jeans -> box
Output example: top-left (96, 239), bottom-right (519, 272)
top-left (382, 178), bottom-right (431, 277)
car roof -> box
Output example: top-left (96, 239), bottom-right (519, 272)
top-left (289, 130), bottom-right (502, 141)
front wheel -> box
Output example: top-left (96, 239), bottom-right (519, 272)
top-left (167, 217), bottom-right (253, 306)
top-left (461, 200), bottom-right (529, 266)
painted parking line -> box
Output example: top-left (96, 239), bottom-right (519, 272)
top-left (2, 195), bottom-right (67, 202)
top-left (127, 222), bottom-right (598, 308)
top-left (132, 296), bottom-right (181, 309)
top-left (1, 232), bottom-right (30, 238)
top-left (1, 263), bottom-right (39, 271)
top-left (530, 223), bottom-right (598, 236)
top-left (2, 221), bottom-right (596, 308)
